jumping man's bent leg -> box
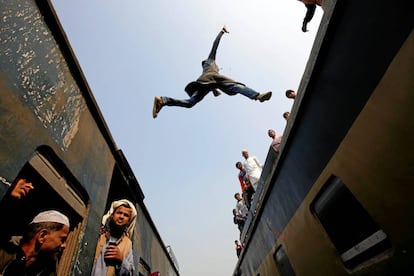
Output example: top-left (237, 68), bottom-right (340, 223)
top-left (162, 91), bottom-right (208, 108)
top-left (152, 91), bottom-right (209, 118)
top-left (219, 83), bottom-right (272, 102)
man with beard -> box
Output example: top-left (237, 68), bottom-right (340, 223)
top-left (92, 199), bottom-right (137, 276)
top-left (0, 210), bottom-right (70, 276)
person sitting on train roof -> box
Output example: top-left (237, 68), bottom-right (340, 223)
top-left (235, 240), bottom-right (243, 258)
top-left (285, 89), bottom-right (296, 99)
top-left (233, 208), bottom-right (246, 235)
top-left (0, 210), bottom-right (70, 276)
top-left (268, 129), bottom-right (283, 152)
top-left (152, 25), bottom-right (272, 118)
top-left (92, 199), bottom-right (137, 276)
top-left (283, 111), bottom-right (290, 121)
top-left (234, 193), bottom-right (249, 219)
top-left (235, 161), bottom-right (255, 210)
top-left (298, 0), bottom-right (324, 32)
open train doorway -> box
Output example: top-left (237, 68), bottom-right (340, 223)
top-left (0, 146), bottom-right (89, 275)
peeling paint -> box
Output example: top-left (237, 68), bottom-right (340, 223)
top-left (0, 0), bottom-right (86, 151)
top-left (0, 176), bottom-right (12, 187)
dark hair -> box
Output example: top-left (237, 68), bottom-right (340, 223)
top-left (285, 89), bottom-right (295, 97)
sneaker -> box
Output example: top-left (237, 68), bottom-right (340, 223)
top-left (257, 91), bottom-right (272, 102)
top-left (152, 97), bottom-right (163, 118)
top-left (222, 25), bottom-right (229, 33)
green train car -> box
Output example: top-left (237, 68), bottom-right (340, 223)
top-left (234, 0), bottom-right (414, 275)
top-left (0, 0), bottom-right (179, 275)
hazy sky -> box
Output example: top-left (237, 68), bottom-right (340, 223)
top-left (51, 1), bottom-right (322, 275)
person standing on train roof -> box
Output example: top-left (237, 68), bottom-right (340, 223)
top-left (268, 129), bottom-right (283, 152)
top-left (285, 89), bottom-right (296, 99)
top-left (298, 0), bottom-right (324, 32)
top-left (241, 149), bottom-right (263, 191)
top-left (236, 162), bottom-right (255, 209)
top-left (234, 192), bottom-right (249, 219)
top-left (235, 240), bottom-right (243, 257)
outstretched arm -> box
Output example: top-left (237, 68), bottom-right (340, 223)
top-left (207, 26), bottom-right (229, 60)
top-left (253, 157), bottom-right (263, 169)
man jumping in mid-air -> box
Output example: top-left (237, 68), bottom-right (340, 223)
top-left (152, 25), bottom-right (272, 118)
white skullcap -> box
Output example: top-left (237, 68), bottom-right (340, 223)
top-left (242, 149), bottom-right (248, 153)
top-left (31, 210), bottom-right (70, 227)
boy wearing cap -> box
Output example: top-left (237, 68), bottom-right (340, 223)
top-left (0, 210), bottom-right (70, 276)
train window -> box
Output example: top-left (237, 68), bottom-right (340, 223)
top-left (273, 245), bottom-right (296, 276)
top-left (311, 176), bottom-right (391, 269)
top-left (138, 257), bottom-right (151, 276)
top-left (0, 149), bottom-right (88, 275)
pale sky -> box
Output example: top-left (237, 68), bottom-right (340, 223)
top-left (51, 1), bottom-right (322, 275)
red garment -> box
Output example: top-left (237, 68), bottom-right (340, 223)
top-left (238, 174), bottom-right (247, 192)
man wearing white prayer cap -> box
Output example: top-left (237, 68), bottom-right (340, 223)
top-left (31, 210), bottom-right (70, 226)
top-left (92, 199), bottom-right (137, 276)
top-left (0, 210), bottom-right (70, 276)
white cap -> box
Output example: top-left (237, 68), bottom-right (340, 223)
top-left (31, 210), bottom-right (70, 227)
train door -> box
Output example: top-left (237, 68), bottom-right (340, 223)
top-left (0, 147), bottom-right (89, 275)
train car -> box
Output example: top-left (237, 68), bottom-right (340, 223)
top-left (0, 0), bottom-right (179, 275)
top-left (234, 0), bottom-right (414, 275)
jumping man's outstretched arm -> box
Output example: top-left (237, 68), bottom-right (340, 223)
top-left (207, 26), bottom-right (229, 60)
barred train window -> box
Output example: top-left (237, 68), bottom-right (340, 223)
top-left (138, 258), bottom-right (151, 276)
top-left (273, 245), bottom-right (296, 276)
top-left (311, 176), bottom-right (391, 269)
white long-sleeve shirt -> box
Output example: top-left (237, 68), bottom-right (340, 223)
top-left (243, 156), bottom-right (263, 190)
